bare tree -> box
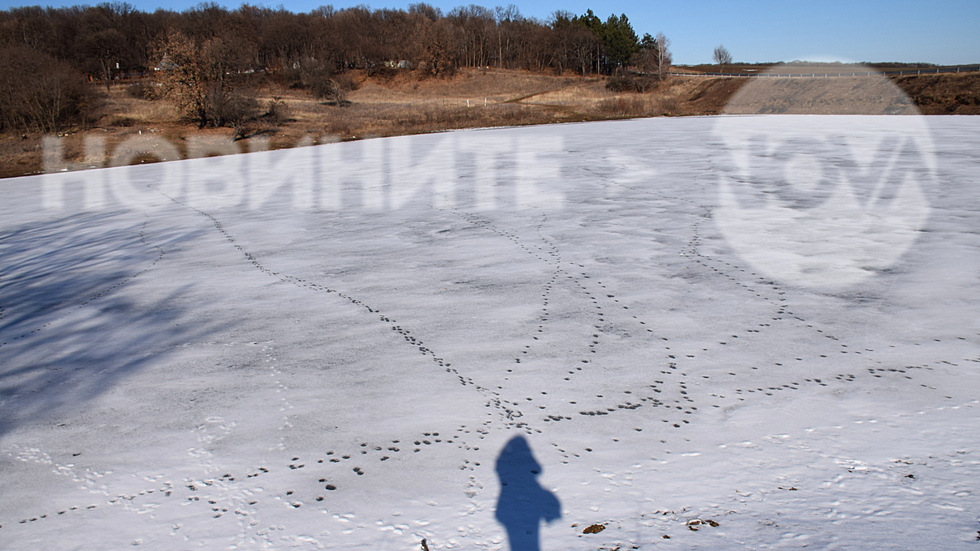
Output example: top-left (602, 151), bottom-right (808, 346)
top-left (655, 31), bottom-right (671, 81)
top-left (153, 31), bottom-right (206, 124)
top-left (415, 17), bottom-right (458, 77)
top-left (0, 44), bottom-right (98, 133)
top-left (152, 31), bottom-right (258, 130)
top-left (81, 28), bottom-right (126, 92)
top-left (713, 44), bottom-right (732, 74)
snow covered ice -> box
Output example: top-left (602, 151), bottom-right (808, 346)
top-left (1, 115), bottom-right (978, 550)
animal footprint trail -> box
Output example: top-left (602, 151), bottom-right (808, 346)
top-left (446, 211), bottom-right (708, 440)
top-left (525, 175), bottom-right (883, 448)
top-left (666, 202), bottom-right (907, 407)
top-left (586, 163), bottom-right (869, 398)
top-left (259, 345), bottom-right (296, 452)
top-left (2, 423), bottom-right (481, 544)
top-left (155, 192), bottom-right (505, 422)
top-left (456, 212), bottom-right (692, 436)
top-left (2, 444), bottom-right (181, 530)
top-left (4, 117), bottom-right (977, 551)
top-left (433, 208), bottom-right (579, 429)
top-left (427, 207), bottom-right (703, 442)
top-left (27, 199), bottom-right (509, 544)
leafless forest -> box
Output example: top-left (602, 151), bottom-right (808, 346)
top-left (0, 2), bottom-right (669, 134)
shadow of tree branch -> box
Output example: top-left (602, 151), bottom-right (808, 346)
top-left (0, 212), bottom-right (228, 437)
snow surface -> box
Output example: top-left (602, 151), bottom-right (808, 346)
top-left (1, 115), bottom-right (978, 550)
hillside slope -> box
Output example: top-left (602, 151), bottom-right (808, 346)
top-left (0, 70), bottom-right (976, 180)
top-left (672, 72), bottom-right (980, 115)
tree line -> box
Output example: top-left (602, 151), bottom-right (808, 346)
top-left (0, 2), bottom-right (671, 133)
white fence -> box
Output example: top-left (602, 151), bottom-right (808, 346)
top-left (669, 65), bottom-right (980, 78)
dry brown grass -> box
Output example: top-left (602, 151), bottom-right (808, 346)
top-left (1, 68), bottom-right (976, 179)
top-left (109, 92), bottom-right (178, 123)
top-left (1, 68), bottom-right (662, 178)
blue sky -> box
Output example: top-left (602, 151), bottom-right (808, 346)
top-left (4, 0), bottom-right (978, 64)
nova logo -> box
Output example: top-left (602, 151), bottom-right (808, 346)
top-left (712, 65), bottom-right (935, 289)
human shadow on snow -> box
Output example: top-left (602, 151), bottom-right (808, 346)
top-left (495, 435), bottom-right (561, 551)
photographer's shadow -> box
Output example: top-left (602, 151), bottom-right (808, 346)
top-left (495, 436), bottom-right (561, 551)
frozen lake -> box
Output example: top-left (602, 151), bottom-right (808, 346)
top-left (1, 115), bottom-right (978, 549)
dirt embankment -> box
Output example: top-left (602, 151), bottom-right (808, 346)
top-left (673, 78), bottom-right (751, 114)
top-left (669, 72), bottom-right (980, 115)
top-left (0, 69), bottom-right (976, 179)
top-left (893, 73), bottom-right (980, 114)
